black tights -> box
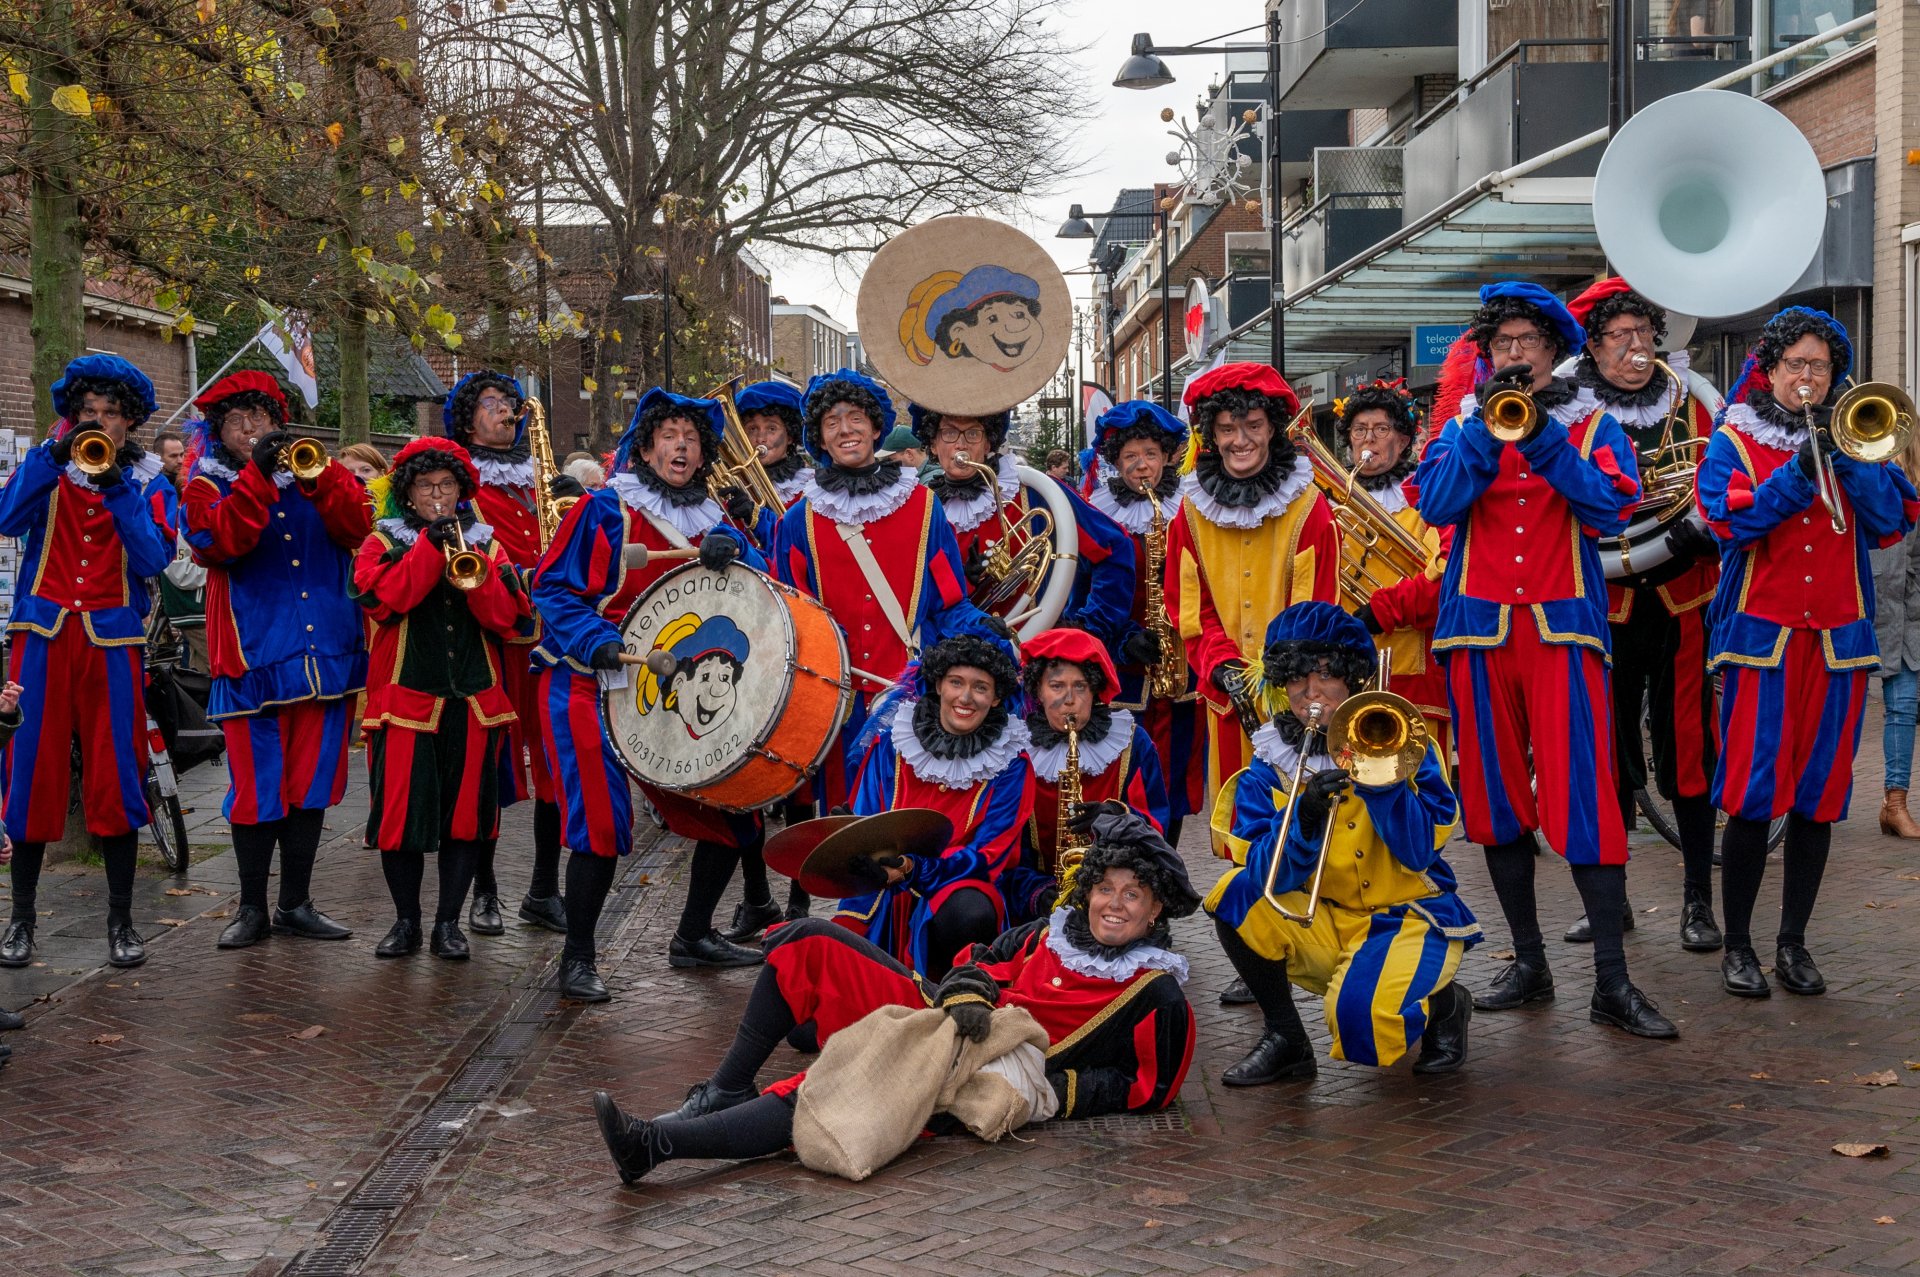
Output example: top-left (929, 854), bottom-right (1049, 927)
top-left (922, 886), bottom-right (998, 981)
top-left (528, 800), bottom-right (562, 899)
top-left (231, 807), bottom-right (326, 912)
top-left (710, 961), bottom-right (802, 1094)
top-left (647, 1092), bottom-right (796, 1164)
top-left (1721, 813), bottom-right (1830, 950)
top-left (562, 853), bottom-right (620, 966)
top-left (7, 834), bottom-right (138, 926)
top-left (1214, 916), bottom-right (1305, 1039)
top-left (677, 833), bottom-right (766, 942)
top-left (380, 842), bottom-right (482, 924)
top-left (1675, 794), bottom-right (1718, 899)
top-left (1482, 835), bottom-right (1631, 989)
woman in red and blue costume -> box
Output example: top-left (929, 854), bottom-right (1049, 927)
top-left (0, 354), bottom-right (173, 972)
top-left (836, 633), bottom-right (1033, 978)
top-left (1414, 281), bottom-right (1673, 1040)
top-left (1697, 306), bottom-right (1919, 1000)
top-left (1086, 399), bottom-right (1206, 841)
top-left (531, 387), bottom-right (767, 1002)
top-left (734, 380), bottom-right (813, 552)
top-left (1005, 626), bottom-right (1167, 925)
top-left (591, 805), bottom-right (1198, 1184)
top-left (184, 371), bottom-right (369, 952)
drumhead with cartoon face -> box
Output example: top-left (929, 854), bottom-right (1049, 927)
top-left (605, 564), bottom-right (794, 788)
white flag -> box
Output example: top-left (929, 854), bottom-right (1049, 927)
top-left (258, 303), bottom-right (319, 408)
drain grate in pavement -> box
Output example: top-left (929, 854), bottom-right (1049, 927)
top-left (443, 1058), bottom-right (513, 1101)
top-left (403, 1103), bottom-right (472, 1149)
top-left (350, 1148), bottom-right (441, 1209)
top-left (1050, 1102), bottom-right (1189, 1136)
top-left (479, 1023), bottom-right (538, 1056)
top-left (285, 1207), bottom-right (393, 1276)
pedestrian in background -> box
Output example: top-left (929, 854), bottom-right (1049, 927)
top-left (1872, 442), bottom-right (1920, 839)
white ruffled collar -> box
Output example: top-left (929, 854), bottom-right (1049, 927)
top-left (609, 471), bottom-right (726, 538)
top-left (937, 454), bottom-right (1020, 533)
top-left (889, 696), bottom-right (1031, 791)
top-left (1088, 481), bottom-right (1179, 535)
top-left (1179, 455), bottom-right (1312, 530)
top-left (1027, 709), bottom-right (1134, 783)
top-left (1723, 401), bottom-right (1807, 452)
top-left (1044, 907), bottom-right (1189, 985)
top-left (1371, 480), bottom-right (1409, 514)
top-left (773, 467), bottom-right (815, 507)
top-left (376, 516), bottom-right (494, 548)
top-left (474, 454), bottom-right (535, 488)
top-left (190, 451), bottom-right (294, 490)
top-left (1250, 718), bottom-right (1334, 777)
top-left (804, 465), bottom-right (919, 526)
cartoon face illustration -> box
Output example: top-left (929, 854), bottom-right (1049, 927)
top-left (940, 296), bottom-right (1043, 372)
top-left (904, 264), bottom-right (1046, 372)
top-left (635, 612), bottom-right (752, 741)
top-left (668, 652), bottom-right (743, 740)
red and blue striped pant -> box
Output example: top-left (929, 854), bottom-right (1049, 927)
top-left (218, 698), bottom-right (352, 825)
top-left (1714, 629), bottom-right (1868, 823)
top-left (3, 624), bottom-right (150, 842)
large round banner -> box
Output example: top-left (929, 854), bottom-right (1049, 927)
top-left (602, 561), bottom-right (851, 813)
top-left (856, 215), bottom-right (1073, 417)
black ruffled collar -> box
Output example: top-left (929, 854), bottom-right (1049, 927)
top-left (911, 695), bottom-right (1009, 760)
top-left (765, 451), bottom-right (807, 483)
top-left (1061, 906), bottom-right (1173, 960)
top-left (1575, 355), bottom-right (1670, 410)
top-left (1027, 702), bottom-right (1114, 751)
top-left (1104, 468), bottom-right (1180, 507)
top-left (1352, 451), bottom-right (1416, 493)
top-left (470, 437), bottom-right (531, 466)
top-left (924, 465), bottom-right (991, 505)
top-left (631, 459), bottom-right (712, 507)
top-left (1533, 378), bottom-right (1578, 412)
top-left (816, 460), bottom-right (905, 495)
top-left (1193, 445), bottom-right (1290, 509)
top-left (1755, 394), bottom-right (1813, 431)
top-left (1273, 710), bottom-right (1328, 753)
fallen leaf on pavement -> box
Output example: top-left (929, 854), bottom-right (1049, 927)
top-left (1896, 871), bottom-right (1920, 881)
top-left (1132, 1188), bottom-right (1190, 1207)
top-left (1906, 1061), bottom-right (1920, 1071)
top-left (289, 1024), bottom-right (327, 1040)
top-left (1750, 1071), bottom-right (1771, 1080)
top-left (1876, 1216), bottom-right (1896, 1225)
top-left (1143, 1219), bottom-right (1163, 1229)
top-left (1857, 1070), bottom-right (1900, 1087)
top-left (1490, 949), bottom-right (1515, 960)
top-left (1727, 1103), bottom-right (1745, 1110)
top-left (1815, 1079), bottom-right (1831, 1085)
top-left (156, 918), bottom-right (187, 927)
top-left (89, 1034), bottom-right (122, 1045)
top-left (1833, 1143), bottom-right (1890, 1158)
top-left (1865, 900), bottom-right (1883, 909)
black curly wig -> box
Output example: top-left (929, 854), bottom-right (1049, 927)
top-left (391, 446), bottom-right (477, 525)
top-left (629, 398), bottom-right (721, 482)
top-left (447, 372), bottom-right (523, 443)
top-left (1581, 291), bottom-right (1667, 349)
top-left (933, 295), bottom-right (1042, 357)
top-left (920, 634), bottom-right (1020, 703)
top-left (1752, 308), bottom-right (1852, 385)
top-left (1021, 652), bottom-right (1110, 707)
top-left (1262, 638), bottom-right (1376, 696)
top-left (1097, 420), bottom-right (1178, 468)
top-left (740, 400), bottom-right (805, 459)
top-left (911, 408), bottom-right (1011, 454)
top-left (1470, 294), bottom-right (1572, 366)
top-left (1336, 385), bottom-right (1418, 449)
top-left (205, 390), bottom-right (288, 436)
top-left (1061, 836), bottom-right (1197, 923)
top-left (60, 375), bottom-right (152, 428)
top-left (803, 376), bottom-right (889, 460)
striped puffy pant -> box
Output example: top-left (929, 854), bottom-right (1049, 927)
top-left (3, 625), bottom-right (150, 841)
top-left (1714, 629), bottom-right (1869, 823)
top-left (218, 698), bottom-right (353, 825)
top-left (366, 700), bottom-right (507, 855)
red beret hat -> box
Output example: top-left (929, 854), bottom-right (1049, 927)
top-left (1566, 276), bottom-right (1640, 330)
top-left (195, 370), bottom-right (289, 413)
top-left (1182, 362), bottom-right (1300, 420)
top-left (391, 436), bottom-right (481, 489)
top-left (1020, 627), bottom-right (1120, 703)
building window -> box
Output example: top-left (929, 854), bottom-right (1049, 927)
top-left (1760, 1), bottom-right (1870, 80)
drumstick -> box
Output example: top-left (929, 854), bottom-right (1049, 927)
top-left (621, 543), bottom-right (701, 569)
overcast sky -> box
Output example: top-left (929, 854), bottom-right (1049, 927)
top-left (756, 0), bottom-right (1258, 327)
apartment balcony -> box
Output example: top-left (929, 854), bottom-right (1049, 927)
top-left (1273, 0), bottom-right (1458, 109)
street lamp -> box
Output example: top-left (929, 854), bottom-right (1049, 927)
top-left (1113, 21), bottom-right (1286, 371)
top-left (1057, 200), bottom-right (1177, 412)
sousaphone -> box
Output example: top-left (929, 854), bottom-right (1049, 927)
top-left (857, 215), bottom-right (1079, 639)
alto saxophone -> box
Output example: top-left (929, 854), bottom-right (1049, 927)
top-left (1137, 481), bottom-right (1188, 700)
top-left (526, 397), bottom-right (573, 549)
top-left (1054, 713), bottom-right (1088, 878)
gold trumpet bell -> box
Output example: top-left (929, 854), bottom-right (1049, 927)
top-left (69, 429), bottom-right (117, 476)
top-left (1832, 382), bottom-right (1917, 464)
top-left (282, 438), bottom-right (329, 482)
top-left (1327, 690), bottom-right (1428, 787)
top-left (1482, 387), bottom-right (1538, 443)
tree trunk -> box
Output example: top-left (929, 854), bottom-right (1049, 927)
top-left (26, 0), bottom-right (86, 435)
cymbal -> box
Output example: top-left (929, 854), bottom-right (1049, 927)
top-left (795, 808), bottom-right (955, 898)
top-left (764, 815), bottom-right (862, 887)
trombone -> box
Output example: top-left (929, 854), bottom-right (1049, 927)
top-left (1259, 690), bottom-right (1430, 927)
top-left (1799, 380), bottom-right (1916, 537)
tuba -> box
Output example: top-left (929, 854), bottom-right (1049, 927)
top-left (954, 451), bottom-right (1081, 640)
top-left (706, 376), bottom-right (787, 524)
top-left (1289, 413), bottom-right (1431, 609)
top-left (68, 429), bottom-right (117, 476)
top-left (1592, 353), bottom-right (1721, 582)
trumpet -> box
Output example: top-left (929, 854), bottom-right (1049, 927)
top-left (279, 437), bottom-right (329, 482)
top-left (1802, 380), bottom-right (1916, 537)
top-left (1260, 690), bottom-right (1429, 927)
top-left (68, 429), bottom-right (117, 476)
top-left (443, 521), bottom-right (489, 591)
top-left (1482, 384), bottom-right (1538, 443)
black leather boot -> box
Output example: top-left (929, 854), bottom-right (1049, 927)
top-left (1590, 982), bottom-right (1679, 1038)
top-left (1221, 1030), bottom-right (1317, 1086)
top-left (721, 898), bottom-right (784, 943)
top-left (518, 893), bottom-right (568, 934)
top-left (657, 1078), bottom-right (759, 1122)
top-left (560, 957), bottom-right (610, 1002)
top-left (107, 920), bottom-right (147, 969)
top-left (0, 919), bottom-right (34, 968)
top-left (1411, 983), bottom-right (1473, 1075)
top-left (1679, 889), bottom-right (1723, 952)
top-left (668, 930), bottom-right (765, 969)
top-left (1721, 945), bottom-right (1770, 998)
top-left (430, 920), bottom-right (471, 960)
top-left (272, 900), bottom-right (352, 941)
top-left (1774, 943), bottom-right (1826, 995)
top-left (468, 893), bottom-right (506, 937)
top-left (1218, 977), bottom-right (1256, 1006)
top-left (594, 1091), bottom-right (664, 1185)
top-left (217, 904), bottom-right (271, 950)
top-left (1473, 957), bottom-right (1555, 1010)
top-left (375, 918), bottom-right (421, 958)
top-left (0, 1006), bottom-right (23, 1031)
top-left (1563, 901), bottom-right (1637, 944)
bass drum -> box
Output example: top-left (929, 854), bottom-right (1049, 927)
top-left (601, 561), bottom-right (852, 814)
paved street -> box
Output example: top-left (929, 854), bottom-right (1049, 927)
top-left (3, 711), bottom-right (1919, 1277)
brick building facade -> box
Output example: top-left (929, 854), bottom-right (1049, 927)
top-left (0, 274), bottom-right (202, 436)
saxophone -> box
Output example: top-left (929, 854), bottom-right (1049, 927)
top-left (526, 397), bottom-right (574, 549)
top-left (1054, 714), bottom-right (1088, 878)
top-left (1137, 481), bottom-right (1189, 701)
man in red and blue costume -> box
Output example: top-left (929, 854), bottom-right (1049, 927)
top-left (1414, 280), bottom-right (1674, 1039)
top-left (1697, 306), bottom-right (1919, 1000)
top-left (442, 371), bottom-right (582, 939)
top-left (592, 804), bottom-right (1198, 1184)
top-left (183, 371), bottom-right (369, 951)
top-left (772, 369), bottom-right (998, 813)
top-left (914, 402), bottom-right (1136, 648)
top-left (1086, 400), bottom-right (1205, 842)
top-left (734, 380), bottom-right (814, 553)
top-left (0, 354), bottom-right (173, 971)
top-left (836, 634), bottom-right (1034, 978)
top-left (532, 387), bottom-right (767, 1002)
top-left (1005, 627), bottom-right (1167, 925)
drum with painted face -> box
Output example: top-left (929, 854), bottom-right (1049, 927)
top-left (602, 560), bottom-right (852, 812)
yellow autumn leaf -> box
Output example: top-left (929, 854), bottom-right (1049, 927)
top-left (323, 122), bottom-right (343, 148)
top-left (50, 84), bottom-right (92, 116)
top-left (387, 135), bottom-right (404, 157)
top-left (581, 376), bottom-right (598, 393)
top-left (196, 0), bottom-right (216, 21)
top-left (7, 69), bottom-right (26, 101)
top-left (443, 333), bottom-right (463, 350)
top-left (175, 313), bottom-right (197, 335)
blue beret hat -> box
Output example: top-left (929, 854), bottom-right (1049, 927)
top-left (1477, 280), bottom-right (1585, 354)
top-left (51, 354), bottom-right (157, 423)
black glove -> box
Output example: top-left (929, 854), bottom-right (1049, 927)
top-left (550, 473), bottom-right (586, 500)
top-left (589, 641), bottom-right (628, 671)
top-left (1473, 363), bottom-right (1533, 406)
top-left (981, 614), bottom-right (1017, 643)
top-left (841, 852), bottom-right (906, 894)
top-left (48, 433), bottom-right (75, 467)
top-left (251, 431), bottom-right (292, 479)
top-left (1355, 602), bottom-right (1383, 636)
top-left (1211, 661), bottom-right (1247, 696)
top-left (1664, 517), bottom-right (1717, 561)
top-left (934, 963), bottom-right (1000, 1043)
top-left (93, 461), bottom-right (125, 490)
top-left (1066, 799), bottom-right (1128, 836)
top-left (1119, 629), bottom-right (1162, 667)
top-left (1796, 432), bottom-right (1822, 480)
top-left (719, 484), bottom-right (756, 526)
top-left (698, 534), bottom-right (740, 573)
top-left (1294, 766), bottom-right (1351, 830)
top-left (1802, 402), bottom-right (1835, 430)
top-left (827, 804), bottom-right (851, 818)
top-left (424, 516), bottom-right (461, 549)
top-left (962, 542), bottom-right (990, 590)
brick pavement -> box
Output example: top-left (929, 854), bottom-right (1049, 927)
top-left (3, 712), bottom-right (1920, 1276)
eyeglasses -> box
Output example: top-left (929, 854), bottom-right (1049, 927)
top-left (226, 408), bottom-right (274, 428)
top-left (1347, 422), bottom-right (1399, 440)
top-left (411, 478), bottom-right (462, 496)
top-left (1779, 357), bottom-right (1833, 376)
top-left (476, 394), bottom-right (514, 410)
top-left (1598, 324), bottom-right (1655, 349)
top-left (935, 427), bottom-right (987, 446)
top-left (1489, 333), bottom-right (1546, 354)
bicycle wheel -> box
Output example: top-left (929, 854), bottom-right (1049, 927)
top-left (1632, 788), bottom-right (1683, 850)
top-left (145, 777), bottom-right (191, 874)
